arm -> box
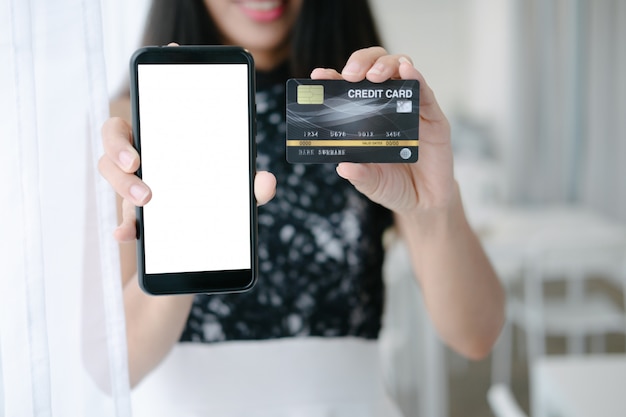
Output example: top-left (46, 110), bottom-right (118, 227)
top-left (102, 101), bottom-right (195, 387)
top-left (314, 47), bottom-right (505, 359)
top-left (101, 99), bottom-right (277, 385)
top-left (393, 185), bottom-right (504, 359)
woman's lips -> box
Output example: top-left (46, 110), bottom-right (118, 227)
top-left (238, 1), bottom-right (286, 23)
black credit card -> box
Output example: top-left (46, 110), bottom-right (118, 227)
top-left (286, 78), bottom-right (419, 163)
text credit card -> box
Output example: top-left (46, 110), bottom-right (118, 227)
top-left (286, 78), bottom-right (419, 163)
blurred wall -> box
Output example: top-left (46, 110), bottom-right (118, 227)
top-left (370, 0), bottom-right (472, 116)
top-left (373, 0), bottom-right (626, 222)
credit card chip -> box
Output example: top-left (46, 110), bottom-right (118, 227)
top-left (297, 85), bottom-right (324, 104)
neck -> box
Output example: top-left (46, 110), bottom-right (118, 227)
top-left (249, 44), bottom-right (290, 72)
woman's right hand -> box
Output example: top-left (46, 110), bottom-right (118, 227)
top-left (98, 116), bottom-right (277, 243)
top-left (98, 114), bottom-right (280, 386)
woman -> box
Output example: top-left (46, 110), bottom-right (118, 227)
top-left (99, 0), bottom-right (505, 415)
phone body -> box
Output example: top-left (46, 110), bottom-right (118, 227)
top-left (129, 45), bottom-right (257, 295)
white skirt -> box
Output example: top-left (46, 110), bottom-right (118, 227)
top-left (131, 337), bottom-right (405, 417)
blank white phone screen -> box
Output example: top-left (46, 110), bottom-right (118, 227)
top-left (138, 63), bottom-right (251, 274)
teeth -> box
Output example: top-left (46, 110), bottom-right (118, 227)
top-left (243, 1), bottom-right (281, 11)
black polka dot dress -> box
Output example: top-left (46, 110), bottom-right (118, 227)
top-left (179, 65), bottom-right (393, 344)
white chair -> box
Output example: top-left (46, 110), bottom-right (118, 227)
top-left (489, 206), bottom-right (626, 386)
top-left (454, 156), bottom-right (626, 405)
top-left (487, 384), bottom-right (528, 417)
top-left (530, 353), bottom-right (626, 417)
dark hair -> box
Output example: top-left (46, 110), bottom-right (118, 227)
top-left (141, 0), bottom-right (382, 77)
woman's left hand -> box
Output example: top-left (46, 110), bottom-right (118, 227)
top-left (311, 47), bottom-right (454, 217)
top-left (313, 48), bottom-right (505, 360)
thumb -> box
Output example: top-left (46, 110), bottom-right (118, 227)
top-left (336, 162), bottom-right (382, 197)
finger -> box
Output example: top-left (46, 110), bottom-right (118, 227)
top-left (254, 171), bottom-right (276, 206)
top-left (101, 117), bottom-right (140, 173)
top-left (365, 54), bottom-right (414, 83)
top-left (341, 46), bottom-right (388, 82)
top-left (98, 155), bottom-right (151, 206)
top-left (310, 68), bottom-right (343, 80)
top-left (398, 57), bottom-right (446, 123)
top-left (113, 198), bottom-right (138, 242)
top-left (167, 42), bottom-right (179, 47)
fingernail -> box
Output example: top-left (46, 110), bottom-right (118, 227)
top-left (336, 163), bottom-right (363, 184)
top-left (342, 62), bottom-right (361, 76)
top-left (119, 150), bottom-right (134, 171)
top-left (367, 63), bottom-right (385, 76)
top-left (399, 56), bottom-right (412, 67)
top-left (130, 184), bottom-right (149, 204)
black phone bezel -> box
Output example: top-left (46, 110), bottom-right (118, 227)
top-left (129, 45), bottom-right (257, 295)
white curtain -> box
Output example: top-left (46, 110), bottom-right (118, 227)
top-left (507, 0), bottom-right (626, 222)
top-left (0, 0), bottom-right (131, 415)
top-left (101, 0), bottom-right (151, 97)
top-left (582, 0), bottom-right (626, 221)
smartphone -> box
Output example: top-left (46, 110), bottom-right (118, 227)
top-left (130, 46), bottom-right (257, 295)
